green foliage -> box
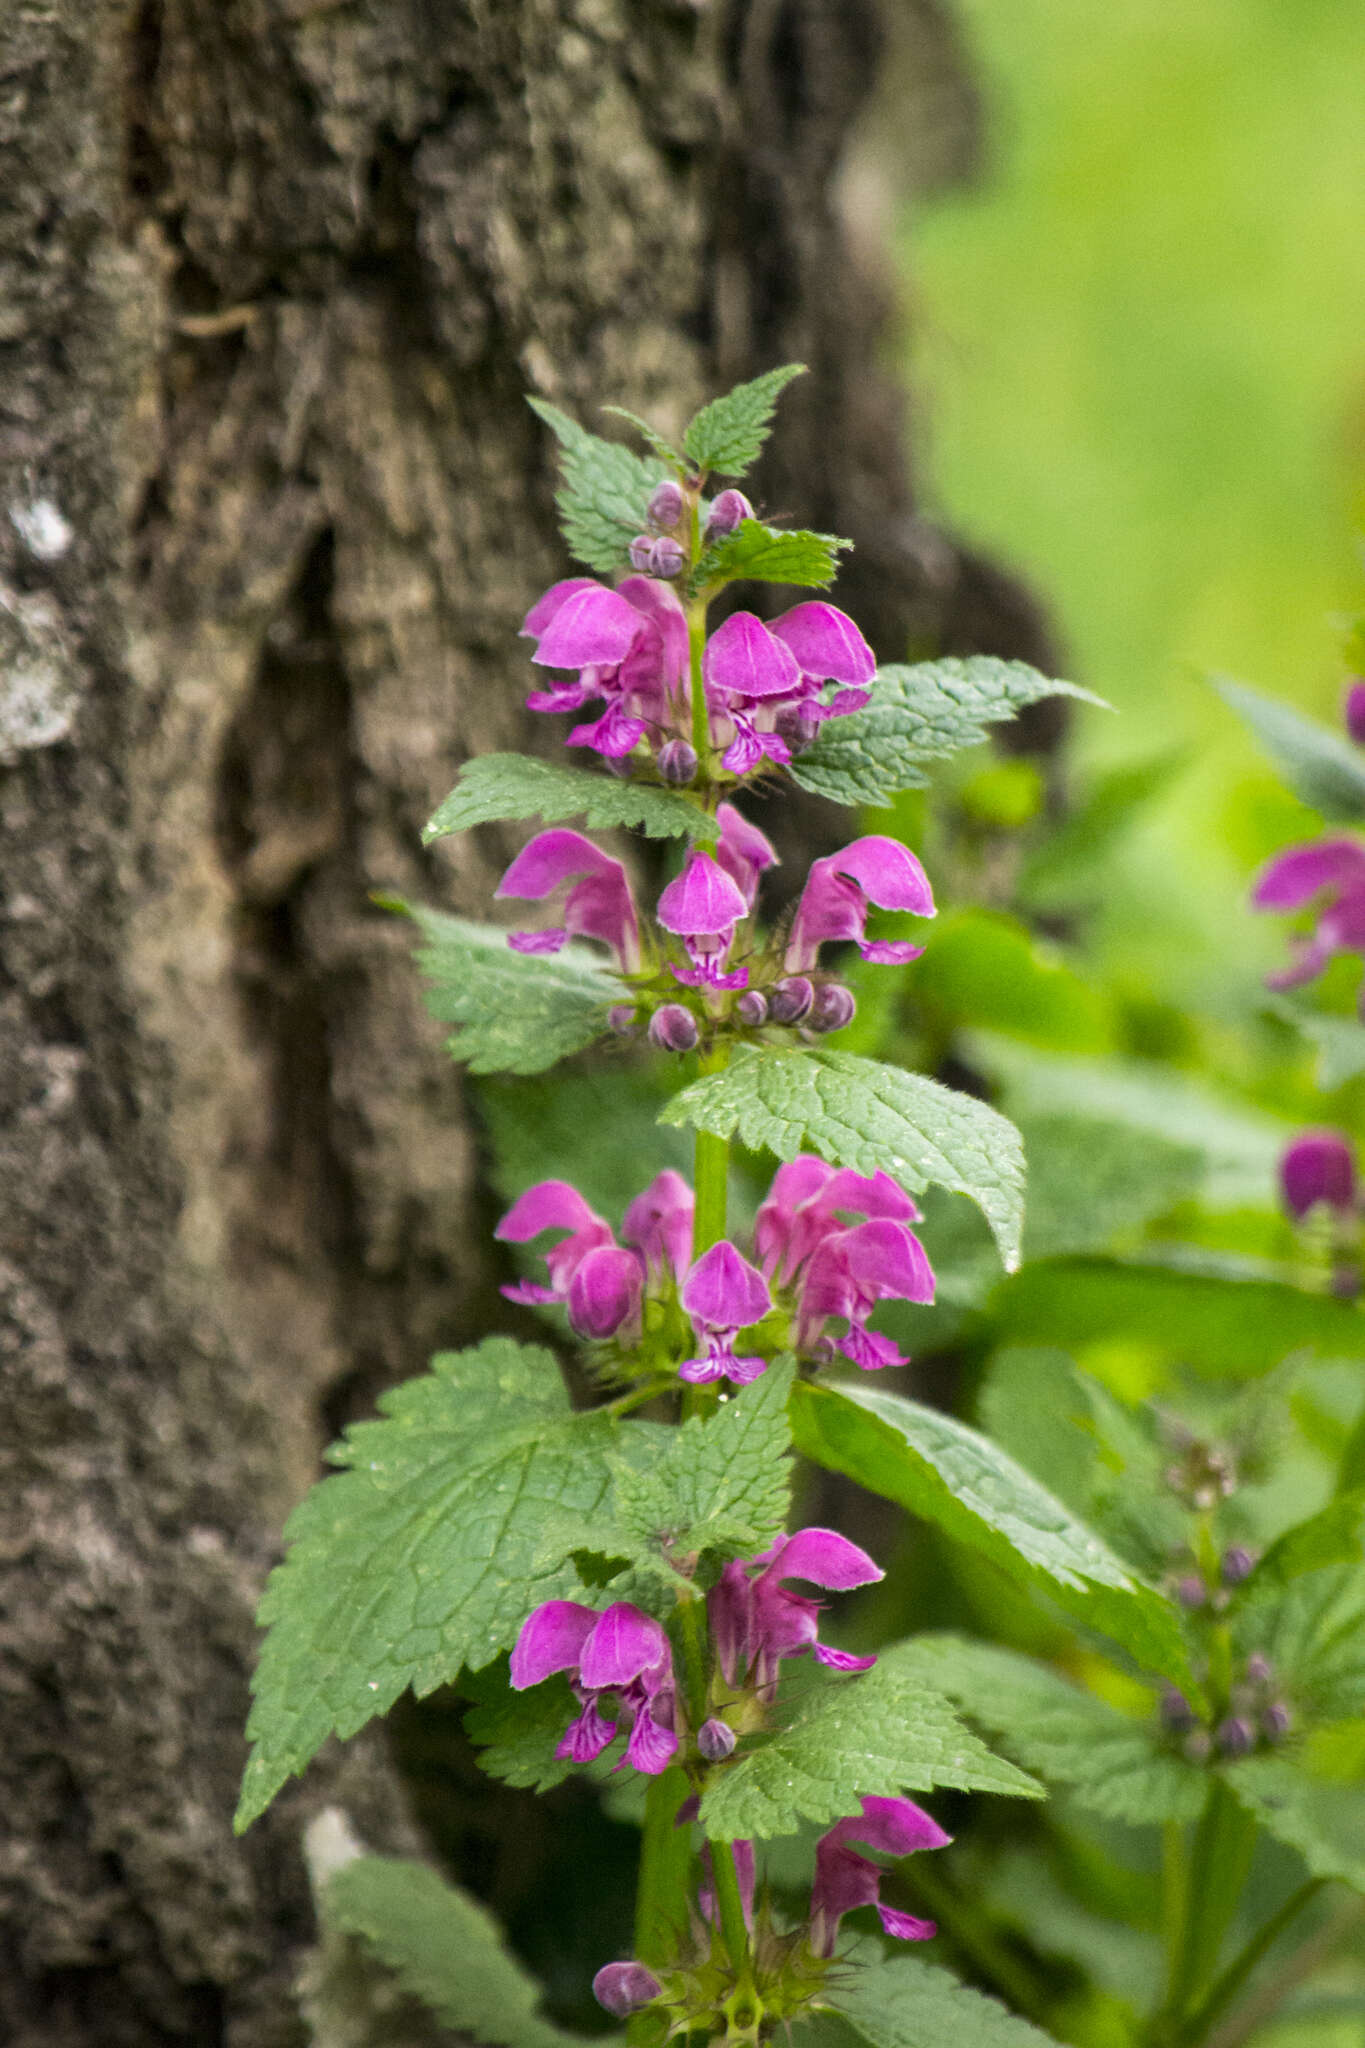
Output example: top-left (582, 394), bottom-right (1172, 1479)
top-left (908, 910), bottom-right (1111, 1054)
top-left (423, 755), bottom-right (715, 845)
top-left (1270, 999), bottom-right (1365, 1090)
top-left (323, 1856), bottom-right (588, 2048)
top-left (790, 660), bottom-right (1105, 809)
top-left (403, 905), bottom-right (626, 1075)
top-left (1237, 1566), bottom-right (1365, 1723)
top-left (692, 521), bottom-right (851, 593)
top-left (1015, 750), bottom-right (1185, 912)
top-left (599, 405), bottom-right (685, 470)
top-left (1223, 1756), bottom-right (1365, 1891)
top-left (529, 399), bottom-right (671, 575)
top-left (789, 1379), bottom-right (1194, 1692)
top-left (1017, 1114), bottom-right (1203, 1262)
top-left (477, 1065), bottom-right (692, 1221)
top-left (900, 1635), bottom-right (1207, 1824)
top-left (236, 1339), bottom-right (615, 1831)
top-left (698, 1641), bottom-right (1042, 1841)
top-left (1217, 677), bottom-right (1365, 821)
top-left (659, 1046), bottom-right (1026, 1271)
top-left (463, 1663), bottom-right (579, 1795)
top-left (682, 364), bottom-right (807, 476)
top-left (993, 1256), bottom-right (1365, 1379)
top-left (803, 1954), bottom-right (1063, 2048)
top-left (1241, 1492), bottom-right (1365, 1601)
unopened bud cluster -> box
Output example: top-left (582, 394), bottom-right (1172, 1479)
top-left (1161, 1649), bottom-right (1293, 1764)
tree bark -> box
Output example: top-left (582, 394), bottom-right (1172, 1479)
top-left (0, 4), bottom-right (1050, 2042)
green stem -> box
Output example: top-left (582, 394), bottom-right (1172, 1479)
top-left (706, 1835), bottom-right (755, 1987)
top-left (1162, 1781), bottom-right (1259, 2028)
top-left (1336, 1400), bottom-right (1365, 1495)
top-left (1205, 1895), bottom-right (1364, 2048)
top-left (1173, 1879), bottom-right (1325, 2048)
top-left (902, 1861), bottom-right (1054, 2027)
top-left (634, 1765), bottom-right (694, 1967)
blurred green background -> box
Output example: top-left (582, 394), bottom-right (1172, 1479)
top-left (895, 0), bottom-right (1365, 1011)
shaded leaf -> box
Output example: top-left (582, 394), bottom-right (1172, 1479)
top-left (463, 1664), bottom-right (577, 1795)
top-left (1223, 1757), bottom-right (1365, 1891)
top-left (1217, 676), bottom-right (1365, 821)
top-left (423, 755), bottom-right (715, 845)
top-left (682, 364), bottom-right (807, 476)
top-left (1269, 999), bottom-right (1365, 1090)
top-left (609, 1358), bottom-right (794, 1562)
top-left (403, 905), bottom-right (626, 1075)
top-left (529, 399), bottom-right (670, 575)
top-left (801, 1954), bottom-right (1064, 2048)
top-left (693, 521), bottom-right (851, 592)
top-left (1239, 1492), bottom-right (1365, 1602)
top-left (599, 405), bottom-right (685, 469)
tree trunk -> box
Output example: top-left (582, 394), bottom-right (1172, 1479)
top-left (0, 4), bottom-right (1049, 2042)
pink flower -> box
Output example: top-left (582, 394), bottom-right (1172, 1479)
top-left (809, 1796), bottom-right (950, 1955)
top-left (511, 1599), bottom-right (677, 1775)
top-left (496, 829), bottom-right (641, 971)
top-left (707, 1528), bottom-right (883, 1692)
top-left (521, 576), bottom-right (687, 759)
top-left (679, 1241), bottom-right (771, 1386)
top-left (787, 837), bottom-right (936, 973)
top-left (657, 849), bottom-right (751, 991)
top-left (495, 1181), bottom-right (644, 1341)
top-left (1252, 837), bottom-right (1365, 1014)
top-left (1279, 1129), bottom-right (1358, 1219)
top-left (714, 802), bottom-right (778, 910)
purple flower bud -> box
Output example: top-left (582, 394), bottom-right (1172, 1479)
top-left (1216, 1715), bottom-right (1256, 1758)
top-left (774, 699), bottom-right (822, 753)
top-left (1160, 1688), bottom-right (1196, 1733)
top-left (1261, 1701), bottom-right (1293, 1740)
top-left (1221, 1545), bottom-right (1257, 1586)
top-left (608, 1004), bottom-right (637, 1036)
top-left (648, 481), bottom-right (686, 529)
top-left (649, 1004), bottom-right (700, 1053)
top-left (704, 489), bottom-right (754, 540)
top-left (697, 1717), bottom-right (737, 1761)
top-left (1345, 680), bottom-right (1365, 746)
top-left (628, 535), bottom-right (655, 572)
top-left (769, 975), bottom-right (814, 1025)
top-left (1280, 1129), bottom-right (1357, 1219)
top-left (1245, 1652), bottom-right (1274, 1685)
top-left (592, 1962), bottom-right (663, 2018)
top-left (657, 738), bottom-right (698, 785)
top-left (809, 983), bottom-right (856, 1033)
top-left (1175, 1574), bottom-right (1208, 1610)
top-left (736, 988), bottom-right (769, 1027)
top-left (648, 538), bottom-right (686, 580)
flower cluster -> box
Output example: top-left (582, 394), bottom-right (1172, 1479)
top-left (496, 804), bottom-right (934, 1050)
top-left (1279, 1128), bottom-right (1359, 1221)
top-left (1252, 682), bottom-right (1365, 1015)
top-left (497, 1155), bottom-right (934, 1385)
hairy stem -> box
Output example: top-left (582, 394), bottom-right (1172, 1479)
top-left (1205, 1895), bottom-right (1364, 2048)
top-left (634, 1765), bottom-right (694, 1968)
top-left (1174, 1879), bottom-right (1325, 2048)
top-left (1161, 1781), bottom-right (1258, 2029)
top-left (707, 1836), bottom-right (755, 1988)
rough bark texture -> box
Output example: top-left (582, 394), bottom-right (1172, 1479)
top-left (0, 3), bottom-right (1048, 2043)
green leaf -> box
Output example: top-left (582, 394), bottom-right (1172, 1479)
top-left (1236, 1565), bottom-right (1365, 1721)
top-left (323, 1856), bottom-right (587, 2048)
top-left (659, 1046), bottom-right (1026, 1271)
top-left (1223, 1756), bottom-right (1365, 1891)
top-left (1017, 1114), bottom-right (1203, 1262)
top-left (610, 1358), bottom-right (795, 1562)
top-left (899, 1635), bottom-right (1206, 1824)
top-left (1217, 676), bottom-right (1365, 821)
top-left (908, 909), bottom-right (1111, 1054)
top-left (599, 405), bottom-right (685, 469)
top-left (789, 1379), bottom-right (1194, 1692)
top-left (1241, 1492), bottom-right (1365, 1600)
top-left (1016, 749), bottom-right (1185, 912)
top-left (791, 660), bottom-right (1106, 808)
top-left (236, 1338), bottom-right (616, 1831)
top-left (698, 1641), bottom-right (1042, 1840)
top-left (682, 363), bottom-right (807, 476)
top-left (403, 905), bottom-right (626, 1075)
top-left (463, 1663), bottom-right (578, 1795)
top-left (423, 754), bottom-right (716, 845)
top-left (477, 1065), bottom-right (691, 1222)
top-left (693, 520), bottom-right (851, 592)
top-left (992, 1255), bottom-right (1365, 1378)
top-left (802, 1954), bottom-right (1064, 2048)
top-left (1270, 999), bottom-right (1365, 1090)
top-left (529, 399), bottom-right (671, 575)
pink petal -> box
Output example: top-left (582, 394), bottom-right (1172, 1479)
top-left (533, 584), bottom-right (641, 669)
top-left (621, 1170), bottom-right (695, 1282)
top-left (510, 1600), bottom-right (598, 1688)
top-left (716, 801), bottom-right (779, 908)
top-left (622, 1707), bottom-right (678, 1775)
top-left (497, 1180), bottom-right (602, 1244)
top-left (557, 1700), bottom-right (619, 1762)
top-left (1251, 837), bottom-right (1365, 909)
top-left (579, 1604), bottom-right (670, 1690)
top-left (508, 928), bottom-right (568, 955)
top-left (826, 837), bottom-right (936, 916)
top-left (497, 828), bottom-right (619, 901)
top-left (878, 1907), bottom-right (938, 1942)
top-left (657, 850), bottom-right (749, 938)
top-left (813, 1645), bottom-right (878, 1671)
top-left (703, 611), bottom-right (802, 701)
top-left (1280, 1130), bottom-right (1357, 1218)
top-left (859, 940), bottom-right (926, 965)
top-left (567, 1245), bottom-right (644, 1339)
top-left (769, 601), bottom-right (875, 684)
top-left (522, 578), bottom-right (601, 638)
top-left (682, 1240), bottom-right (771, 1331)
top-left (765, 1526), bottom-right (884, 1591)
top-left (836, 1794), bottom-right (952, 1857)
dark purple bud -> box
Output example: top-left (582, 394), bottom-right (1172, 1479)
top-left (629, 535), bottom-right (655, 572)
top-left (1160, 1688), bottom-right (1196, 1733)
top-left (1345, 680), bottom-right (1365, 746)
top-left (1261, 1701), bottom-right (1293, 1740)
top-left (736, 988), bottom-right (769, 1027)
top-left (608, 1004), bottom-right (637, 1036)
top-left (1280, 1129), bottom-right (1356, 1219)
top-left (704, 489), bottom-right (754, 540)
top-left (769, 975), bottom-right (814, 1025)
top-left (1221, 1545), bottom-right (1256, 1586)
top-left (1183, 1729), bottom-right (1213, 1764)
top-left (648, 538), bottom-right (686, 580)
top-left (1245, 1652), bottom-right (1274, 1685)
top-left (1216, 1715), bottom-right (1256, 1758)
top-left (1175, 1574), bottom-right (1208, 1610)
top-left (649, 1004), bottom-right (700, 1053)
top-left (697, 1717), bottom-right (737, 1761)
top-left (774, 700), bottom-right (822, 753)
top-left (809, 983), bottom-right (856, 1033)
top-left (1331, 1259), bottom-right (1362, 1300)
top-left (648, 481), bottom-right (686, 530)
top-left (657, 739), bottom-right (698, 786)
top-left (592, 1962), bottom-right (663, 2018)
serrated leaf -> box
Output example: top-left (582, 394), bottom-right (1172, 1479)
top-left (1217, 676), bottom-right (1365, 820)
top-left (791, 660), bottom-right (1106, 808)
top-left (801, 1954), bottom-right (1064, 2048)
top-left (600, 405), bottom-right (685, 469)
top-left (236, 1338), bottom-right (615, 1831)
top-left (698, 1641), bottom-right (1041, 1840)
top-left (610, 1358), bottom-right (795, 1561)
top-left (659, 1046), bottom-right (1025, 1270)
top-left (1235, 1565), bottom-right (1365, 1721)
top-left (682, 364), bottom-right (807, 476)
top-left (693, 521), bottom-right (851, 592)
top-left (463, 1664), bottom-right (577, 1794)
top-left (1223, 1757), bottom-right (1365, 1891)
top-left (529, 399), bottom-right (671, 575)
top-left (423, 754), bottom-right (716, 845)
top-left (899, 1635), bottom-right (1206, 1824)
top-left (324, 1857), bottom-right (587, 2048)
top-left (1239, 1493), bottom-right (1365, 1601)
top-left (790, 1379), bottom-right (1195, 1694)
top-left (403, 905), bottom-right (626, 1075)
